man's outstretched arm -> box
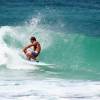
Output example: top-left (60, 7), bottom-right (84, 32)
top-left (23, 44), bottom-right (34, 54)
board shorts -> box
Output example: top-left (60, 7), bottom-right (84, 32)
top-left (31, 51), bottom-right (39, 58)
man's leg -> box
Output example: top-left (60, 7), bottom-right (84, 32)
top-left (26, 52), bottom-right (32, 60)
top-left (31, 51), bottom-right (38, 60)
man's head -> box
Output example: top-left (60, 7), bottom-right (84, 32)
top-left (30, 36), bottom-right (36, 43)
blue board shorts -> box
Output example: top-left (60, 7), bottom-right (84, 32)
top-left (31, 51), bottom-right (39, 58)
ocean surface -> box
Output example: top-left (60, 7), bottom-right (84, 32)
top-left (0, 0), bottom-right (100, 100)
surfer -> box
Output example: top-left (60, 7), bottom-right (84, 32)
top-left (23, 36), bottom-right (41, 61)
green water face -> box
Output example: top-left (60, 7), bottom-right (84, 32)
top-left (40, 32), bottom-right (100, 80)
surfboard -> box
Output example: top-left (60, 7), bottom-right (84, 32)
top-left (25, 60), bottom-right (54, 66)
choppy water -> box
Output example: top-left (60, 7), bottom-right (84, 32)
top-left (0, 0), bottom-right (100, 100)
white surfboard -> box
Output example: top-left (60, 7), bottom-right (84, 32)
top-left (25, 60), bottom-right (54, 66)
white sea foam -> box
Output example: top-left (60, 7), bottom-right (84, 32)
top-left (0, 79), bottom-right (100, 100)
top-left (0, 24), bottom-right (53, 70)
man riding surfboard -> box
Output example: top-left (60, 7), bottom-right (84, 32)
top-left (23, 36), bottom-right (41, 61)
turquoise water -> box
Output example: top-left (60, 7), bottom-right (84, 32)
top-left (0, 0), bottom-right (100, 100)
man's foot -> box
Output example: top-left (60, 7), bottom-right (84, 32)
top-left (36, 60), bottom-right (39, 62)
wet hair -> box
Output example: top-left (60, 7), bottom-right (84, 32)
top-left (30, 36), bottom-right (36, 41)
